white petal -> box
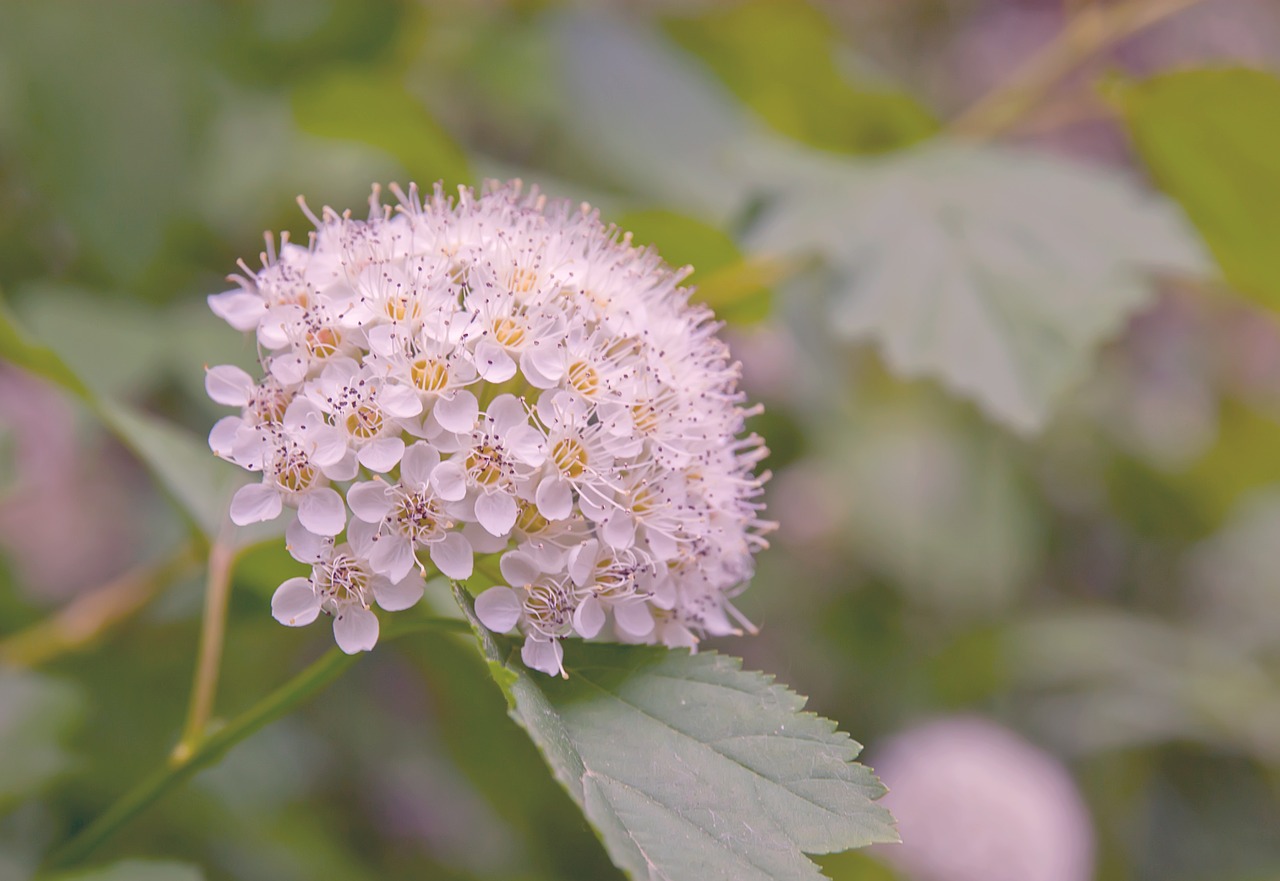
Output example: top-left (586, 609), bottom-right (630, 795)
top-left (433, 390), bottom-right (480, 433)
top-left (286, 517), bottom-right (332, 563)
top-left (500, 550), bottom-right (540, 587)
top-left (567, 540), bottom-right (599, 587)
top-left (521, 636), bottom-right (565, 677)
top-left (535, 478), bottom-right (573, 522)
top-left (463, 521), bottom-right (509, 554)
top-left (297, 488), bottom-right (347, 536)
top-left (524, 344), bottom-right (565, 385)
top-left (429, 532), bottom-right (474, 580)
top-left (505, 425), bottom-right (547, 466)
top-left (487, 394), bottom-right (527, 433)
top-left (474, 342), bottom-right (517, 382)
top-left (271, 577), bottom-right (321, 627)
top-left (333, 607), bottom-right (379, 654)
top-left (205, 365), bottom-right (255, 407)
top-left (370, 533), bottom-right (416, 582)
top-left (573, 595), bottom-right (605, 639)
top-left (475, 491), bottom-right (518, 537)
top-left (358, 436), bottom-right (405, 472)
top-left (346, 517), bottom-right (379, 557)
top-left (380, 383), bottom-right (424, 418)
top-left (602, 513), bottom-right (636, 549)
top-left (346, 481), bottom-right (394, 523)
top-left (373, 572), bottom-right (425, 612)
top-left (614, 599), bottom-right (655, 638)
top-left (321, 450), bottom-right (359, 482)
top-left (400, 442), bottom-right (440, 489)
top-left (209, 415), bottom-right (243, 457)
top-left (208, 290), bottom-right (266, 331)
top-left (230, 482), bottom-right (282, 525)
top-left (432, 460), bottom-right (468, 501)
top-left (269, 354), bottom-right (308, 385)
top-left (474, 586), bottom-right (522, 633)
top-left (309, 426), bottom-right (350, 467)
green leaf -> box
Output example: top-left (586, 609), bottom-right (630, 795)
top-left (292, 69), bottom-right (470, 189)
top-left (664, 0), bottom-right (937, 155)
top-left (456, 588), bottom-right (897, 881)
top-left (0, 668), bottom-right (82, 809)
top-left (746, 141), bottom-right (1209, 433)
top-left (1117, 68), bottom-right (1280, 305)
top-left (45, 859), bottom-right (203, 881)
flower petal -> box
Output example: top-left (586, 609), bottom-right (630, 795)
top-left (271, 577), bottom-right (321, 627)
top-left (429, 532), bottom-right (474, 580)
top-left (286, 517), bottom-right (332, 563)
top-left (434, 390), bottom-right (479, 433)
top-left (474, 586), bottom-right (522, 633)
top-left (346, 480), bottom-right (393, 523)
top-left (297, 487), bottom-right (347, 536)
top-left (521, 636), bottom-right (565, 677)
top-left (573, 595), bottom-right (605, 639)
top-left (370, 533), bottom-right (416, 582)
top-left (500, 550), bottom-right (541, 587)
top-left (475, 491), bottom-right (518, 537)
top-left (333, 607), bottom-right (380, 654)
top-left (230, 482), bottom-right (282, 525)
top-left (373, 572), bottom-right (425, 612)
top-left (400, 442), bottom-right (440, 489)
top-left (432, 459), bottom-right (467, 501)
top-left (358, 436), bottom-right (405, 473)
top-left (535, 477), bottom-right (573, 522)
top-left (205, 364), bottom-right (255, 407)
top-left (614, 599), bottom-right (655, 638)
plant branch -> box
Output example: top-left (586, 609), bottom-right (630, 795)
top-left (172, 523), bottom-right (237, 763)
top-left (0, 544), bottom-right (200, 668)
top-left (949, 0), bottom-right (1211, 140)
top-left (43, 615), bottom-right (470, 872)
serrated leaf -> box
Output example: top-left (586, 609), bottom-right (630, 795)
top-left (45, 859), bottom-right (204, 881)
top-left (745, 142), bottom-right (1210, 433)
top-left (1118, 67), bottom-right (1280, 306)
top-left (0, 668), bottom-right (82, 808)
top-left (456, 588), bottom-right (896, 881)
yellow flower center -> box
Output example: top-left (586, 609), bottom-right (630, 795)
top-left (552, 438), bottom-right (588, 479)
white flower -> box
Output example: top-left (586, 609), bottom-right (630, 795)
top-left (209, 180), bottom-right (773, 666)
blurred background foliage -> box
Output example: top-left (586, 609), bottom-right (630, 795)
top-left (1, 0), bottom-right (1279, 879)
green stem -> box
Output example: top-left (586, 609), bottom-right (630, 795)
top-left (173, 524), bottom-right (236, 763)
top-left (42, 616), bottom-right (469, 873)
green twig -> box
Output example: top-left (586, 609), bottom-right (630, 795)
top-left (42, 616), bottom-right (469, 872)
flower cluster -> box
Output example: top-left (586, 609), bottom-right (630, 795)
top-left (206, 181), bottom-right (773, 674)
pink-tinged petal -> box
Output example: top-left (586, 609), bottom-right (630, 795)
top-left (333, 607), bottom-right (379, 654)
top-left (429, 532), bottom-right (473, 580)
top-left (505, 425), bottom-right (547, 466)
top-left (522, 636), bottom-right (565, 677)
top-left (463, 521), bottom-right (508, 554)
top-left (487, 394), bottom-right (527, 433)
top-left (370, 533), bottom-right (416, 582)
top-left (573, 595), bottom-right (605, 639)
top-left (373, 572), bottom-right (424, 612)
top-left (297, 488), bottom-right (346, 536)
top-left (474, 586), bottom-right (522, 633)
top-left (230, 482), bottom-right (282, 525)
top-left (646, 528), bottom-right (679, 561)
top-left (269, 354), bottom-right (308, 385)
top-left (535, 478), bottom-right (573, 522)
top-left (475, 491), bottom-right (518, 537)
top-left (208, 290), bottom-right (266, 332)
top-left (567, 540), bottom-right (599, 587)
top-left (283, 397), bottom-right (324, 433)
top-left (400, 442), bottom-right (440, 489)
top-left (358, 436), bottom-right (405, 472)
top-left (602, 513), bottom-right (636, 549)
top-left (321, 450), bottom-right (359, 482)
top-left (346, 481), bottom-right (393, 522)
top-left (434, 390), bottom-right (479, 433)
top-left (500, 550), bottom-right (540, 587)
top-left (578, 489), bottom-right (610, 523)
top-left (346, 518), bottom-right (378, 557)
top-left (286, 517), bottom-right (332, 563)
top-left (272, 577), bottom-right (321, 626)
top-left (310, 426), bottom-right (350, 467)
top-left (524, 344), bottom-right (565, 385)
top-left (614, 599), bottom-right (655, 638)
top-left (473, 342), bottom-right (516, 382)
top-left (431, 460), bottom-right (468, 501)
top-left (205, 365), bottom-right (255, 407)
top-left (380, 383), bottom-right (423, 418)
top-left (209, 416), bottom-right (243, 457)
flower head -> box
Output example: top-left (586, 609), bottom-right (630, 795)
top-left (208, 181), bottom-right (773, 663)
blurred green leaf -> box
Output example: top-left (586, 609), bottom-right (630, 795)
top-left (458, 588), bottom-right (897, 881)
top-left (46, 859), bottom-right (203, 881)
top-left (0, 668), bottom-right (82, 809)
top-left (292, 69), bottom-right (470, 189)
top-left (665, 0), bottom-right (937, 155)
top-left (617, 210), bottom-right (774, 323)
top-left (0, 296), bottom-right (240, 539)
top-left (1118, 68), bottom-right (1280, 305)
top-left (747, 142), bottom-right (1209, 433)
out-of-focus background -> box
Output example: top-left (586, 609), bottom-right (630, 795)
top-left (2, 1), bottom-right (1279, 879)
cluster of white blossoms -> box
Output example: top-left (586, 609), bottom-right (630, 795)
top-left (206, 181), bottom-right (773, 675)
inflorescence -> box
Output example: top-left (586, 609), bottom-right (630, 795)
top-left (206, 181), bottom-right (773, 676)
